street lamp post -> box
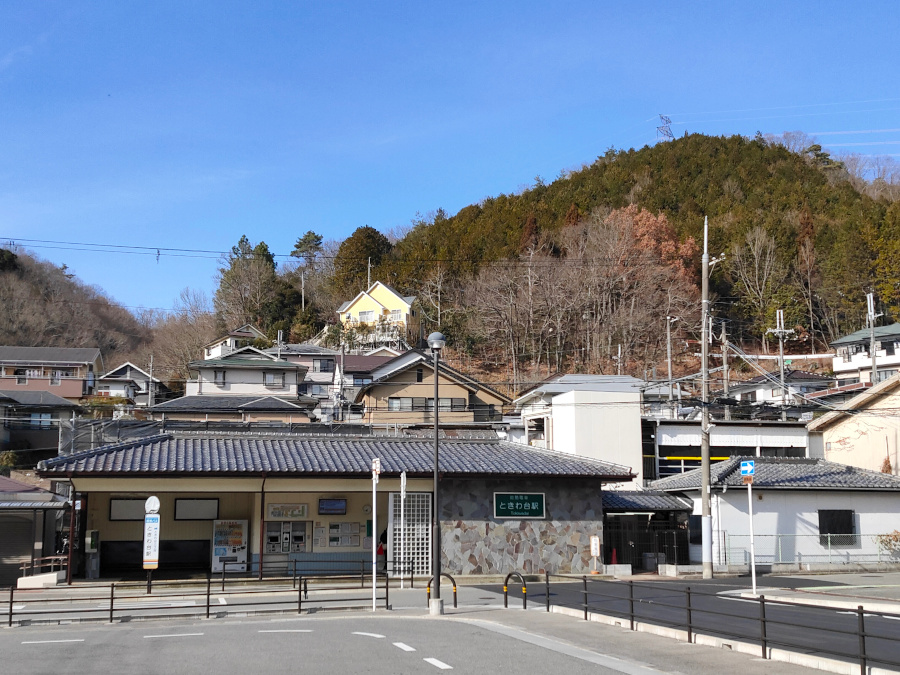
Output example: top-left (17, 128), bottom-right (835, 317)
top-left (427, 331), bottom-right (446, 616)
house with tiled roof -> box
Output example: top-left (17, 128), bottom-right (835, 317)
top-left (653, 456), bottom-right (900, 570)
top-left (0, 346), bottom-right (103, 403)
top-left (831, 322), bottom-right (900, 385)
top-left (726, 369), bottom-right (834, 406)
top-left (37, 433), bottom-right (634, 579)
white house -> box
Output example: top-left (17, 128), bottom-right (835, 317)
top-left (203, 324), bottom-right (268, 360)
top-left (98, 362), bottom-right (169, 407)
top-left (726, 369), bottom-right (833, 405)
top-left (831, 322), bottom-right (900, 385)
top-left (513, 374), bottom-right (643, 486)
top-left (654, 456), bottom-right (900, 570)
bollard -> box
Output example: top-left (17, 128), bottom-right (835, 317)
top-left (298, 577), bottom-right (303, 614)
top-left (857, 605), bottom-right (867, 675)
top-left (522, 584), bottom-right (527, 610)
top-left (206, 574), bottom-right (212, 619)
top-left (452, 583), bottom-right (457, 609)
top-left (759, 595), bottom-right (767, 659)
top-left (384, 573), bottom-right (390, 610)
top-left (426, 583), bottom-right (431, 608)
top-left (685, 587), bottom-right (693, 643)
top-left (221, 565), bottom-right (226, 592)
top-left (503, 582), bottom-right (508, 608)
top-left (109, 583), bottom-right (115, 623)
top-left (147, 570), bottom-right (152, 595)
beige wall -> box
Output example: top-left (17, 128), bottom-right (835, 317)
top-left (821, 392), bottom-right (900, 474)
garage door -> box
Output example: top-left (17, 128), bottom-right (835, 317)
top-left (0, 514), bottom-right (33, 585)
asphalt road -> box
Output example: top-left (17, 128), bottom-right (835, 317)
top-left (0, 614), bottom-right (664, 675)
top-left (500, 576), bottom-right (900, 670)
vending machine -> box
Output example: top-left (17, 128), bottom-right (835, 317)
top-left (211, 519), bottom-right (248, 572)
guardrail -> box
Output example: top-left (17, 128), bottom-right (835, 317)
top-left (520, 573), bottom-right (900, 675)
top-left (4, 572), bottom-right (391, 627)
top-left (18, 555), bottom-right (68, 577)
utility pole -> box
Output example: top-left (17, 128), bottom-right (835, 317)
top-left (721, 321), bottom-right (730, 421)
top-left (666, 316), bottom-right (679, 417)
top-left (766, 310), bottom-right (794, 421)
top-left (148, 355), bottom-right (155, 408)
top-left (868, 292), bottom-right (882, 386)
top-left (301, 270), bottom-right (305, 312)
top-left (367, 257), bottom-right (371, 288)
top-left (700, 215), bottom-right (713, 580)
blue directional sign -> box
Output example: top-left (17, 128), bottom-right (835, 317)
top-left (740, 460), bottom-right (755, 476)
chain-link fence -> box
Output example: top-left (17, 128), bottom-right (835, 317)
top-left (725, 533), bottom-right (900, 565)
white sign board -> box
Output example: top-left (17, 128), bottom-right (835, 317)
top-left (143, 514), bottom-right (160, 570)
top-left (740, 460), bottom-right (755, 476)
top-left (590, 535), bottom-right (601, 558)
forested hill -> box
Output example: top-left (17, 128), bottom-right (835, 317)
top-left (388, 133), bottom-right (900, 347)
top-left (0, 249), bottom-right (147, 359)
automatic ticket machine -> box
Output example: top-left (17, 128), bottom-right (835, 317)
top-left (266, 521), bottom-right (307, 553)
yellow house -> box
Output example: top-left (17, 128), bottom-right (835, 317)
top-left (353, 350), bottom-right (511, 424)
top-left (336, 282), bottom-right (421, 346)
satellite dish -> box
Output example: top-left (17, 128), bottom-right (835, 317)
top-left (145, 496), bottom-right (161, 514)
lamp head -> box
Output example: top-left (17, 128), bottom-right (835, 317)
top-left (427, 331), bottom-right (446, 352)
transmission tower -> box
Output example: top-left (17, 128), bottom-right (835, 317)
top-left (656, 114), bottom-right (674, 142)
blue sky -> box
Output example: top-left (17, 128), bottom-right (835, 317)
top-left (1, 1), bottom-right (899, 312)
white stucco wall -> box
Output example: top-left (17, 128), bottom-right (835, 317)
top-left (685, 489), bottom-right (900, 565)
top-left (186, 368), bottom-right (299, 397)
top-left (551, 390), bottom-right (642, 485)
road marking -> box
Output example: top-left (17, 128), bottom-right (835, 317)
top-left (12, 604), bottom-right (25, 610)
top-left (22, 639), bottom-right (85, 645)
top-left (837, 610), bottom-right (900, 620)
top-left (424, 657), bottom-right (453, 669)
top-left (352, 631), bottom-right (385, 638)
top-left (460, 619), bottom-right (665, 675)
top-left (393, 642), bottom-right (416, 651)
top-left (143, 633), bottom-right (204, 639)
top-left (98, 601), bottom-right (197, 610)
top-left (259, 630), bottom-right (313, 633)
top-left (219, 597), bottom-right (227, 605)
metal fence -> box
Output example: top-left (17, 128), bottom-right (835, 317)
top-left (523, 574), bottom-right (900, 675)
top-left (725, 533), bottom-right (899, 566)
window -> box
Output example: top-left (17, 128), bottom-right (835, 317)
top-left (308, 384), bottom-right (329, 397)
top-left (688, 515), bottom-right (702, 545)
top-left (359, 310), bottom-right (375, 323)
top-left (213, 370), bottom-right (226, 386)
top-left (818, 509), bottom-right (857, 546)
top-left (313, 359), bottom-right (334, 373)
top-left (885, 342), bottom-right (896, 356)
top-left (264, 371), bottom-right (285, 387)
top-left (388, 397), bottom-right (425, 411)
top-left (30, 413), bottom-right (51, 428)
top-left (353, 376), bottom-right (372, 386)
top-left (416, 368), bottom-right (423, 383)
top-left (14, 368), bottom-right (27, 385)
top-left (391, 309), bottom-right (402, 323)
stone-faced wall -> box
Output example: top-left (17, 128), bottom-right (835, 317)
top-left (440, 478), bottom-right (603, 575)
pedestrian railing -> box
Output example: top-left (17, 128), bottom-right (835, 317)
top-left (522, 573), bottom-right (900, 675)
top-left (18, 555), bottom-right (68, 577)
top-left (4, 572), bottom-right (391, 627)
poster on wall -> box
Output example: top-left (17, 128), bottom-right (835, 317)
top-left (211, 519), bottom-right (248, 572)
top-left (267, 503), bottom-right (308, 520)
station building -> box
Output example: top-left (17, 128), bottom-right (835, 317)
top-left (37, 434), bottom-right (633, 579)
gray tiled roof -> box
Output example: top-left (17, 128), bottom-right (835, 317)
top-left (831, 323), bottom-right (900, 347)
top-left (152, 395), bottom-right (316, 411)
top-left (602, 490), bottom-right (693, 511)
top-left (0, 346), bottom-right (101, 364)
top-left (653, 457), bottom-right (900, 492)
top-left (266, 344), bottom-right (338, 356)
top-left (0, 390), bottom-right (77, 408)
top-left (38, 435), bottom-right (635, 479)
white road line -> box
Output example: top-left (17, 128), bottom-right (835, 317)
top-left (424, 657), bottom-right (453, 670)
top-left (352, 631), bottom-right (385, 638)
top-left (22, 639), bottom-right (85, 645)
top-left (219, 597), bottom-right (227, 605)
top-left (393, 642), bottom-right (416, 652)
top-left (12, 604), bottom-right (25, 610)
top-left (258, 630), bottom-right (313, 633)
top-left (837, 610), bottom-right (900, 620)
top-left (143, 633), bottom-right (204, 639)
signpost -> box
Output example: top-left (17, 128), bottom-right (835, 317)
top-left (590, 535), bottom-right (601, 574)
top-left (740, 460), bottom-right (758, 595)
top-left (371, 458), bottom-right (381, 611)
top-left (143, 496), bottom-right (161, 592)
top-left (400, 470), bottom-right (407, 589)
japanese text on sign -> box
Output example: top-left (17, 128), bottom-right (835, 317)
top-left (493, 492), bottom-right (545, 519)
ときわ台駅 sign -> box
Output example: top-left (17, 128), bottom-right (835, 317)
top-left (494, 493), bottom-right (545, 519)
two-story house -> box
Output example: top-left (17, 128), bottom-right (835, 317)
top-left (727, 369), bottom-right (834, 406)
top-left (352, 350), bottom-right (510, 425)
top-left (0, 347), bottom-right (103, 403)
top-left (265, 343), bottom-right (338, 400)
top-left (98, 362), bottom-right (171, 407)
top-left (203, 324), bottom-right (268, 359)
top-left (831, 322), bottom-right (900, 385)
top-left (151, 347), bottom-right (315, 422)
top-left (336, 281), bottom-right (421, 348)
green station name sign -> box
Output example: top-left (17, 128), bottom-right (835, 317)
top-left (494, 492), bottom-right (545, 519)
